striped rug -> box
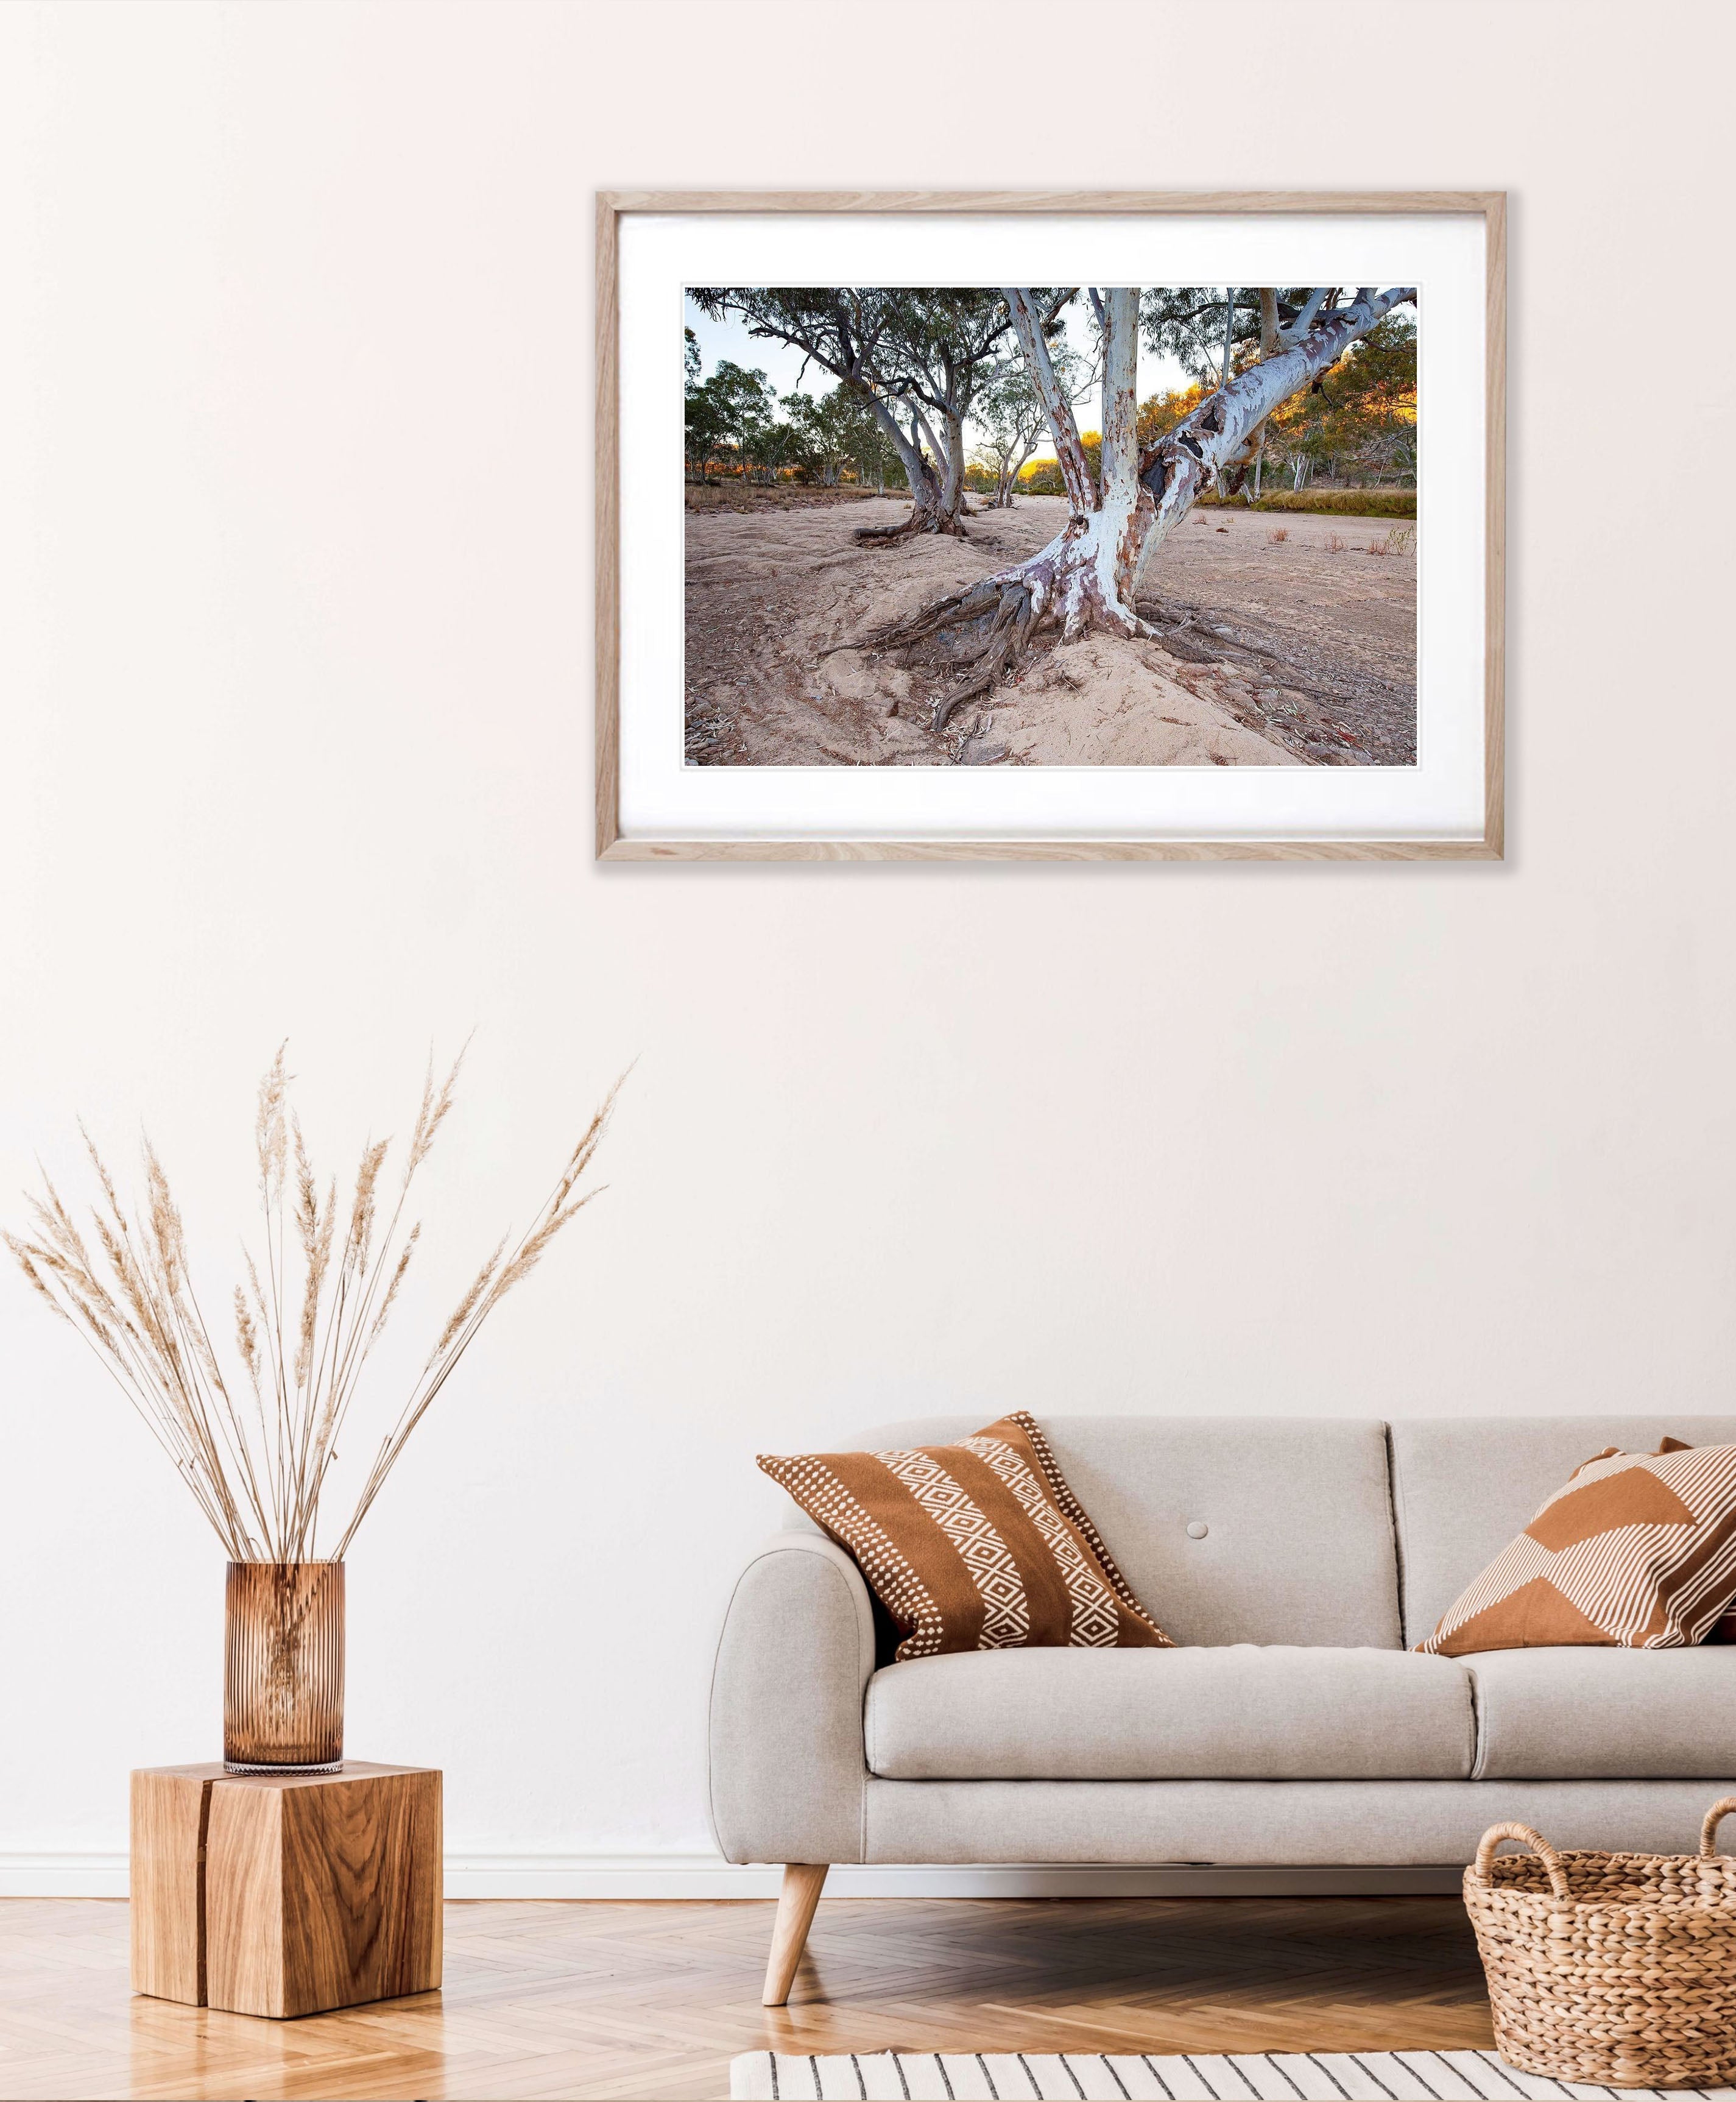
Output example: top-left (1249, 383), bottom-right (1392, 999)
top-left (729, 2049), bottom-right (1736, 2100)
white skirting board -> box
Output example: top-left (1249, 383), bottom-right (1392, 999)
top-left (0, 1853), bottom-right (1465, 1900)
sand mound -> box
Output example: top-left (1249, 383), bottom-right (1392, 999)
top-left (684, 495), bottom-right (1413, 768)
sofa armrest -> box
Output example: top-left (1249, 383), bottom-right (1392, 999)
top-left (708, 1532), bottom-right (874, 1866)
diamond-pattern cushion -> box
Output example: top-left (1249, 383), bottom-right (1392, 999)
top-left (758, 1411), bottom-right (1171, 1661)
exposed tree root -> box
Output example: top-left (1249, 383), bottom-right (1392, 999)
top-left (867, 576), bottom-right (1003, 650)
top-left (852, 505), bottom-right (969, 545)
top-left (855, 506), bottom-right (1160, 731)
top-left (861, 573), bottom-right (1048, 731)
top-left (932, 587), bottom-right (1039, 726)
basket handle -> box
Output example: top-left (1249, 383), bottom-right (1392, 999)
top-left (1700, 1797), bottom-right (1736, 1858)
top-left (1473, 1822), bottom-right (1572, 1903)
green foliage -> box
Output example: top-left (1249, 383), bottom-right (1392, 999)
top-left (686, 290), bottom-right (1418, 507)
top-left (685, 350), bottom-right (906, 490)
top-left (1141, 288), bottom-right (1273, 383)
top-left (1136, 382), bottom-right (1213, 445)
top-left (970, 347), bottom-right (1071, 499)
top-left (1266, 314), bottom-right (1417, 488)
top-left (1016, 459), bottom-right (1066, 495)
top-left (685, 358), bottom-right (778, 479)
top-left (1015, 425), bottom-right (1103, 501)
top-left (1196, 488), bottom-right (1418, 517)
top-left (777, 386), bottom-right (904, 486)
top-left (690, 288), bottom-right (1012, 446)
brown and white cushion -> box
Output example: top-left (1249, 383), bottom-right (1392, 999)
top-left (1651, 1438), bottom-right (1736, 1643)
top-left (758, 1410), bottom-right (1172, 1661)
top-left (1417, 1436), bottom-right (1736, 1655)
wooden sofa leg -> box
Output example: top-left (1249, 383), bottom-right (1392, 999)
top-left (762, 1863), bottom-right (829, 2006)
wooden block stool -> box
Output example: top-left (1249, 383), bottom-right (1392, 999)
top-left (131, 1761), bottom-right (442, 2019)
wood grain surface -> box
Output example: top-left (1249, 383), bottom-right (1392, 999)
top-left (205, 1764), bottom-right (440, 2019)
top-left (131, 1762), bottom-right (440, 2020)
top-left (7, 1891), bottom-right (1496, 2100)
top-left (761, 1864), bottom-right (828, 2006)
top-left (128, 1768), bottom-right (213, 2007)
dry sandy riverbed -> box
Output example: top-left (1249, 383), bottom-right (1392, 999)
top-left (684, 490), bottom-right (1416, 768)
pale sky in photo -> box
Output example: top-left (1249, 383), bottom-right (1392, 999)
top-left (683, 291), bottom-right (1199, 461)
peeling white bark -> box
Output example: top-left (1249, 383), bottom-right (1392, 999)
top-left (1004, 288), bottom-right (1094, 515)
top-left (1280, 288), bottom-right (1329, 345)
top-left (1243, 288), bottom-right (1283, 499)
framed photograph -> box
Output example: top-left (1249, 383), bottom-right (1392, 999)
top-left (596, 191), bottom-right (1504, 862)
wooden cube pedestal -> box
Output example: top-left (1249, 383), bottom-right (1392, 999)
top-left (130, 1761), bottom-right (442, 2019)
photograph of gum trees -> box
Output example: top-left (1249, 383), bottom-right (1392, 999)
top-left (683, 287), bottom-right (1418, 771)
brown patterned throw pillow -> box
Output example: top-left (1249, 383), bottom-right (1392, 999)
top-left (1417, 1437), bottom-right (1736, 1655)
top-left (1644, 1438), bottom-right (1736, 1643)
top-left (758, 1410), bottom-right (1172, 1660)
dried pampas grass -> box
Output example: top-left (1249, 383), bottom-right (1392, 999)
top-left (5, 1046), bottom-right (619, 1561)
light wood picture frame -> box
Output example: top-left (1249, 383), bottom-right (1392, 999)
top-left (596, 191), bottom-right (1505, 862)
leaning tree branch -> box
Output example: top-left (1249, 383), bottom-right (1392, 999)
top-left (1134, 286), bottom-right (1416, 584)
top-left (1004, 287), bottom-right (1093, 514)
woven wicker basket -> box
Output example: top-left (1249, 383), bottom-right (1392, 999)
top-left (1465, 1797), bottom-right (1736, 2090)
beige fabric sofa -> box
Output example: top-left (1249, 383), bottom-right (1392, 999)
top-left (709, 1414), bottom-right (1736, 2001)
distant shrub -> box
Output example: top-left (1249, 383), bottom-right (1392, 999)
top-left (1196, 488), bottom-right (1417, 518)
top-left (1017, 459), bottom-right (1068, 497)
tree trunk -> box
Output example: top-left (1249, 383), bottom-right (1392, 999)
top-left (1006, 288), bottom-right (1094, 514)
top-left (861, 286), bottom-right (1416, 727)
top-left (853, 394), bottom-right (965, 541)
top-left (1000, 428), bottom-right (1040, 508)
top-left (1244, 288), bottom-right (1280, 503)
top-left (1210, 291), bottom-right (1235, 496)
top-left (940, 409), bottom-right (968, 519)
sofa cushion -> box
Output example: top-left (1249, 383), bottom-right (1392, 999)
top-left (1417, 1438), bottom-right (1736, 1655)
top-left (1389, 1416), bottom-right (1736, 1647)
top-left (863, 1646), bottom-right (1475, 1780)
top-left (861, 1777), bottom-right (1736, 1869)
top-left (1469, 1645), bottom-right (1736, 1778)
top-left (759, 1413), bottom-right (1172, 1661)
top-left (854, 1416), bottom-right (1403, 1647)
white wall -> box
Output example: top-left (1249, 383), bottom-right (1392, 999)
top-left (2, 0), bottom-right (1732, 1895)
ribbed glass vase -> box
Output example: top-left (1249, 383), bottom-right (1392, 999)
top-left (223, 1561), bottom-right (345, 1773)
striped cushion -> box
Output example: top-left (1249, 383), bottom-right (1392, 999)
top-left (1670, 1438), bottom-right (1736, 1644)
top-left (758, 1410), bottom-right (1171, 1660)
top-left (1417, 1437), bottom-right (1736, 1655)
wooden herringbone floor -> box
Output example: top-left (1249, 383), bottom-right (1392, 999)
top-left (0, 1895), bottom-right (1495, 2101)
